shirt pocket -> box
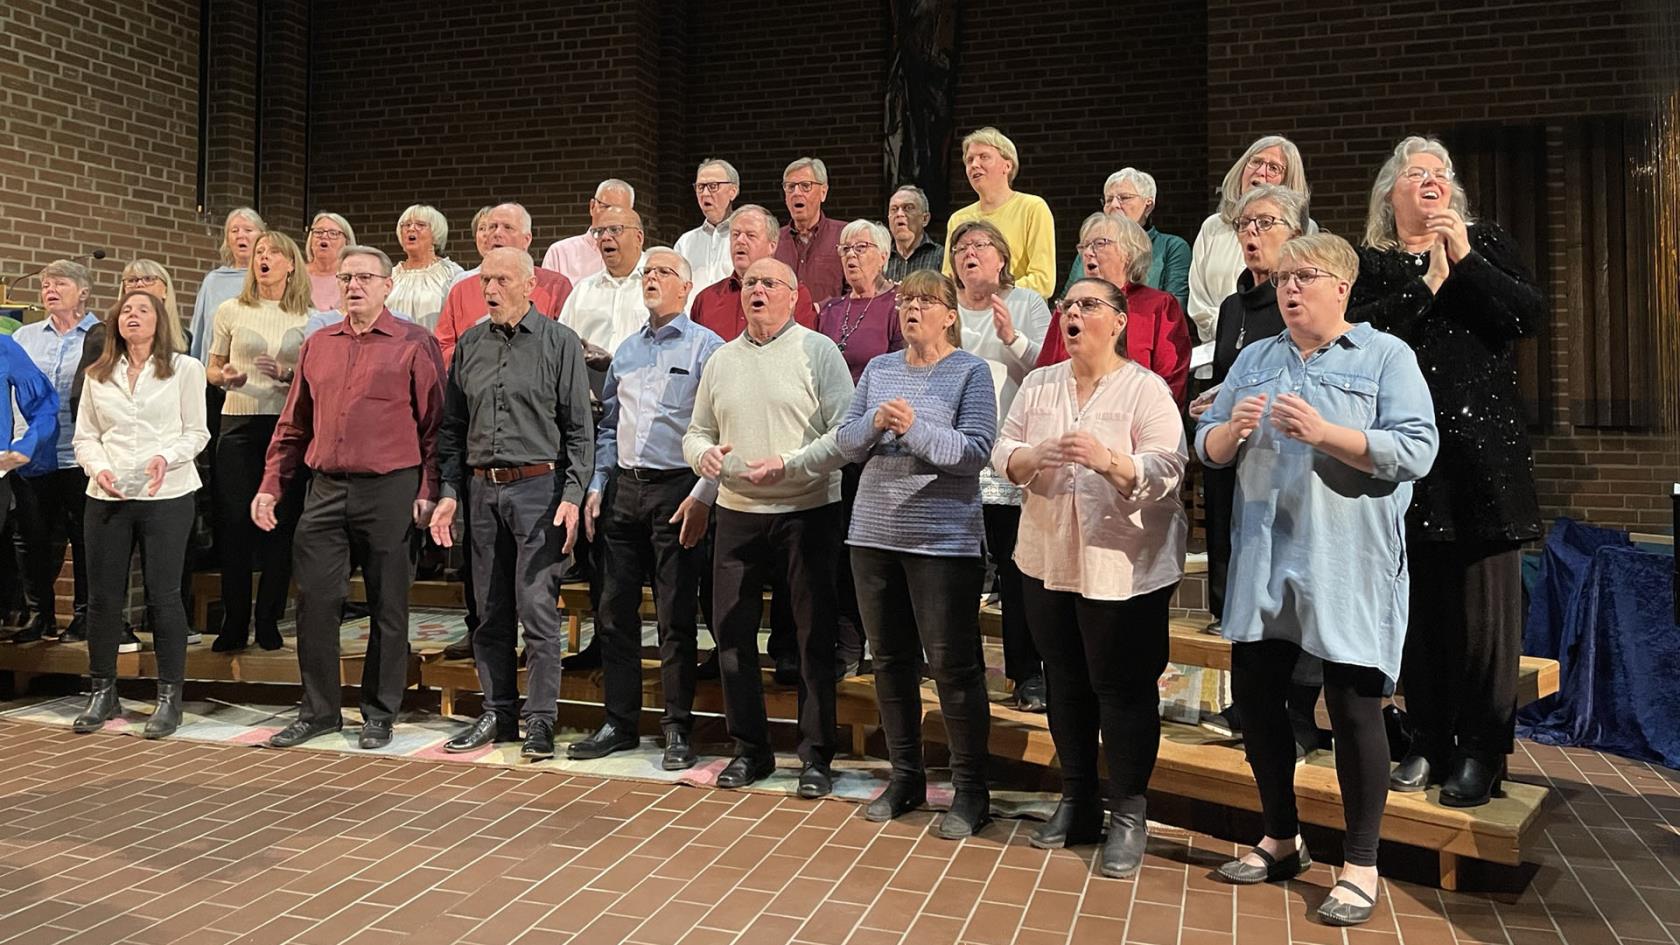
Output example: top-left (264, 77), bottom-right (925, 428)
top-left (1314, 371), bottom-right (1379, 428)
top-left (659, 371), bottom-right (699, 410)
top-left (350, 357), bottom-right (411, 402)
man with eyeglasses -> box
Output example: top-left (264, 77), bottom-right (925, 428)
top-left (683, 257), bottom-right (853, 797)
top-left (255, 246), bottom-right (446, 750)
top-left (542, 179), bottom-right (635, 285)
top-left (884, 185), bottom-right (943, 282)
top-left (772, 157), bottom-right (847, 305)
top-left (675, 160), bottom-right (739, 291)
top-left (436, 203), bottom-right (573, 366)
top-left (569, 248), bottom-right (723, 768)
top-left (691, 205), bottom-right (817, 341)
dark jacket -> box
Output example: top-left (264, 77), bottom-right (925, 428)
top-left (1212, 270), bottom-right (1282, 385)
top-left (1348, 222), bottom-right (1542, 543)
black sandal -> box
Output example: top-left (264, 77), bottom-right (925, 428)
top-left (1316, 878), bottom-right (1377, 926)
top-left (1215, 843), bottom-right (1312, 884)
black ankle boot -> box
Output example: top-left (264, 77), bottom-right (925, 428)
top-left (73, 678), bottom-right (120, 733)
top-left (1100, 795), bottom-right (1149, 878)
top-left (144, 683), bottom-right (183, 739)
top-left (1029, 796), bottom-right (1104, 849)
top-left (1439, 753), bottom-right (1506, 808)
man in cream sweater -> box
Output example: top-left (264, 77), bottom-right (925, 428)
top-left (683, 257), bottom-right (854, 797)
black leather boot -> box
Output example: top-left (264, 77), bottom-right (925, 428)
top-left (1100, 795), bottom-right (1149, 878)
top-left (1029, 796), bottom-right (1105, 849)
top-left (144, 683), bottom-right (183, 739)
top-left (73, 678), bottom-right (120, 733)
top-left (1439, 753), bottom-right (1506, 808)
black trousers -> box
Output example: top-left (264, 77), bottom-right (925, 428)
top-left (983, 503), bottom-right (1039, 683)
top-left (851, 546), bottom-right (989, 791)
top-left (84, 494), bottom-right (194, 684)
top-left (1403, 539), bottom-right (1524, 759)
top-left (214, 415), bottom-right (303, 635)
top-left (1233, 639), bottom-right (1389, 867)
top-left (469, 474), bottom-right (567, 724)
top-left (1204, 464), bottom-right (1236, 620)
top-left (712, 504), bottom-right (841, 766)
top-left (1023, 577), bottom-right (1175, 808)
top-left (832, 464), bottom-right (865, 665)
top-left (11, 469), bottom-right (91, 624)
top-left (0, 476), bottom-right (21, 618)
top-left (598, 469), bottom-right (704, 733)
top-left (292, 469), bottom-right (418, 726)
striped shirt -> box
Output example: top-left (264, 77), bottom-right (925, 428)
top-left (210, 297), bottom-right (309, 416)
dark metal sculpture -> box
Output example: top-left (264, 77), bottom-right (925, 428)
top-left (883, 0), bottom-right (958, 224)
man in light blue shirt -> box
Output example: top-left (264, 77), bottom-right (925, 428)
top-left (10, 259), bottom-right (101, 643)
top-left (569, 247), bottom-right (723, 770)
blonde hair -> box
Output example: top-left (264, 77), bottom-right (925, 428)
top-left (238, 231), bottom-right (313, 316)
top-left (1362, 135), bottom-right (1474, 251)
top-left (305, 212), bottom-right (355, 262)
top-left (88, 291), bottom-right (183, 383)
top-left (219, 207), bottom-right (267, 266)
top-left (962, 127), bottom-right (1021, 183)
top-left (396, 204), bottom-right (450, 254)
top-left (119, 259), bottom-right (185, 350)
top-left (897, 269), bottom-right (963, 347)
top-left (1079, 212), bottom-right (1152, 286)
top-left (1278, 233), bottom-right (1360, 284)
top-left (1217, 135), bottom-right (1308, 223)
top-left (947, 219), bottom-right (1015, 292)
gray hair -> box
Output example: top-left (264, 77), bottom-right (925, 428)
top-left (643, 246), bottom-right (692, 283)
top-left (783, 157), bottom-right (828, 185)
top-left (120, 258), bottom-right (181, 328)
top-left (697, 158), bottom-right (739, 186)
top-left (839, 219), bottom-right (890, 254)
top-left (596, 178), bottom-right (635, 206)
top-left (1362, 135), bottom-right (1474, 252)
top-left (40, 259), bottom-right (91, 292)
top-left (1218, 135), bottom-right (1308, 223)
top-left (492, 202), bottom-right (533, 236)
top-left (482, 246), bottom-right (534, 280)
top-left (888, 185), bottom-right (929, 217)
top-left (1104, 168), bottom-right (1158, 201)
top-left (1232, 184), bottom-right (1310, 236)
top-left (220, 206), bottom-right (267, 266)
top-left (306, 212), bottom-right (356, 261)
top-left (726, 204), bottom-right (779, 243)
top-left (339, 245), bottom-right (394, 277)
top-left (1079, 212), bottom-right (1153, 286)
top-left (396, 204), bottom-right (450, 253)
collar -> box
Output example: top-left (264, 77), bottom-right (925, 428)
top-left (745, 317), bottom-right (796, 347)
top-left (330, 308), bottom-right (398, 337)
top-left (790, 213), bottom-right (829, 242)
top-left (1270, 319), bottom-right (1371, 351)
top-left (643, 313), bottom-right (691, 340)
top-left (699, 217), bottom-right (728, 235)
top-left (897, 231), bottom-right (937, 259)
top-left (491, 303), bottom-right (541, 337)
top-left (40, 312), bottom-right (99, 336)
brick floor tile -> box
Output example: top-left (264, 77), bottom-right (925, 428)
top-left (793, 900), bottom-right (866, 945)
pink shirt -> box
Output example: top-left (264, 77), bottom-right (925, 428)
top-left (542, 231), bottom-right (604, 284)
top-left (308, 273), bottom-right (340, 313)
top-left (991, 359), bottom-right (1187, 601)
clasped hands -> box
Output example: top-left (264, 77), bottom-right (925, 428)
top-left (1020, 430), bottom-right (1114, 474)
top-left (1225, 392), bottom-right (1330, 446)
top-left (94, 455), bottom-right (169, 499)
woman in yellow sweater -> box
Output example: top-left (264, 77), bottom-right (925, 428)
top-left (942, 127), bottom-right (1057, 298)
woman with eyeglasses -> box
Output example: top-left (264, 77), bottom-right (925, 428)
top-left (1060, 168), bottom-right (1191, 308)
top-left (207, 231), bottom-right (313, 652)
top-left (1349, 136), bottom-right (1544, 809)
top-left (389, 204), bottom-right (463, 333)
top-left (1037, 213), bottom-right (1191, 406)
top-left (1187, 136), bottom-right (1315, 344)
top-left (822, 269), bottom-right (997, 837)
top-left (1197, 234), bottom-right (1438, 925)
top-left (993, 276), bottom-right (1187, 877)
top-left (303, 212), bottom-right (356, 312)
top-left (73, 261), bottom-right (183, 419)
top-left (949, 217), bottom-right (1052, 711)
top-left (943, 127), bottom-right (1057, 297)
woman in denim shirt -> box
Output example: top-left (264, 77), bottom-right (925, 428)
top-left (1196, 234), bottom-right (1437, 927)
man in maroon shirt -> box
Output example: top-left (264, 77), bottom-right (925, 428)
top-left (690, 204), bottom-right (817, 340)
top-left (773, 157), bottom-right (846, 304)
top-left (254, 246), bottom-right (447, 751)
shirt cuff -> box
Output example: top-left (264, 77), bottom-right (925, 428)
top-left (1363, 428), bottom-right (1401, 481)
top-left (691, 476), bottom-right (719, 506)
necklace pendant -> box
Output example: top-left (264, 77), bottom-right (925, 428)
top-left (836, 342), bottom-right (847, 351)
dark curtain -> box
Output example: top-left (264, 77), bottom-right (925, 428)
top-left (883, 0), bottom-right (957, 224)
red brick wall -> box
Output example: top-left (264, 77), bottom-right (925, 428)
top-left (1208, 0), bottom-right (1680, 531)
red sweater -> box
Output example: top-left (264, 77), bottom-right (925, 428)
top-left (1036, 282), bottom-right (1191, 406)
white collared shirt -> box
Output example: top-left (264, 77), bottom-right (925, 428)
top-left (74, 354), bottom-right (211, 500)
top-left (674, 219), bottom-right (733, 290)
top-left (558, 261), bottom-right (651, 355)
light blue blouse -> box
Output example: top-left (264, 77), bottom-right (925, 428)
top-left (1194, 321), bottom-right (1438, 680)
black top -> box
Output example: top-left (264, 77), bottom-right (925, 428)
top-left (1212, 270), bottom-right (1282, 385)
top-left (1348, 222), bottom-right (1542, 543)
top-left (439, 304), bottom-right (594, 506)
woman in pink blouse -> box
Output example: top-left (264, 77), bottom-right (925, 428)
top-left (991, 276), bottom-right (1188, 879)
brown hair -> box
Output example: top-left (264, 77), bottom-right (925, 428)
top-left (237, 230), bottom-right (313, 316)
top-left (88, 291), bottom-right (181, 383)
top-left (1067, 277), bottom-right (1130, 354)
top-left (947, 219), bottom-right (1015, 292)
top-left (897, 269), bottom-right (962, 347)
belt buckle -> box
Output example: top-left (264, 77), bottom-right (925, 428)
top-left (487, 467), bottom-right (513, 485)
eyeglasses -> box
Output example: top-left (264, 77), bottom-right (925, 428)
top-left (1272, 268), bottom-right (1339, 288)
top-left (838, 242), bottom-right (878, 257)
top-left (641, 265), bottom-right (682, 281)
top-left (1399, 166), bottom-right (1455, 184)
top-left (400, 220), bottom-right (430, 230)
top-left (309, 228), bottom-right (347, 240)
top-left (886, 202), bottom-right (921, 217)
top-left (1104, 192), bottom-right (1142, 206)
top-left (589, 224), bottom-right (642, 239)
top-left (694, 181), bottom-right (732, 194)
top-left (952, 238), bottom-right (995, 256)
top-left (121, 276), bottom-right (162, 288)
top-left (334, 272), bottom-right (387, 286)
top-left (1246, 157), bottom-right (1287, 177)
top-left (1075, 237), bottom-right (1118, 255)
top-left (1234, 214), bottom-right (1289, 233)
top-left (896, 295), bottom-right (947, 313)
top-left (741, 276), bottom-right (791, 291)
top-left (1056, 297), bottom-right (1122, 316)
top-left (781, 180), bottom-right (820, 195)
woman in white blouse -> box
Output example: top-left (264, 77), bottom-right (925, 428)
top-left (389, 204), bottom-right (464, 331)
top-left (992, 276), bottom-right (1188, 879)
top-left (71, 289), bottom-right (210, 739)
top-left (949, 217), bottom-right (1052, 712)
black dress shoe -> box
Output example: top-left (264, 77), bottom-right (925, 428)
top-left (797, 763), bottom-right (833, 798)
top-left (73, 678), bottom-right (120, 733)
top-left (1317, 879), bottom-right (1378, 926)
top-left (211, 629), bottom-right (249, 652)
top-left (254, 623), bottom-right (283, 651)
top-left (717, 753), bottom-right (775, 789)
top-left (441, 637), bottom-right (474, 661)
top-left (1389, 754), bottom-right (1439, 793)
top-left (143, 683), bottom-right (182, 739)
top-left (10, 615), bottom-right (52, 644)
top-left (1029, 797), bottom-right (1105, 849)
top-left (1439, 754), bottom-right (1506, 808)
top-left (937, 790), bottom-right (991, 840)
top-left (695, 649), bottom-right (719, 681)
top-left (773, 655), bottom-right (799, 686)
top-left (568, 722), bottom-right (638, 760)
top-left (359, 720), bottom-right (393, 750)
top-left (521, 719), bottom-right (555, 759)
top-left (1216, 842), bottom-right (1313, 884)
top-left (865, 779), bottom-right (927, 822)
top-left (560, 642), bottom-right (602, 671)
top-left (1100, 796), bottom-right (1149, 878)
top-left (446, 712), bottom-right (519, 752)
top-left (1014, 675), bottom-right (1047, 713)
top-left (268, 717), bottom-right (344, 749)
top-left (60, 614), bottom-right (88, 643)
top-left (661, 727), bottom-right (696, 770)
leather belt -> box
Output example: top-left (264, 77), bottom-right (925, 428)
top-left (618, 466), bottom-right (692, 483)
top-left (472, 463), bottom-right (555, 484)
